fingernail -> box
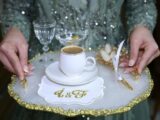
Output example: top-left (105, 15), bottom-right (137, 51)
top-left (138, 69), bottom-right (142, 74)
top-left (119, 63), bottom-right (126, 67)
top-left (19, 76), bottom-right (24, 81)
top-left (124, 70), bottom-right (129, 74)
top-left (27, 72), bottom-right (33, 76)
top-left (129, 60), bottom-right (135, 66)
top-left (23, 65), bottom-right (29, 73)
top-left (30, 66), bottom-right (35, 71)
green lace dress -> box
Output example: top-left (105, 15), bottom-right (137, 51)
top-left (0, 0), bottom-right (157, 120)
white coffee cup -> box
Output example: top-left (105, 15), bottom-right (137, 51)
top-left (59, 45), bottom-right (96, 77)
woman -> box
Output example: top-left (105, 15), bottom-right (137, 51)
top-left (0, 0), bottom-right (159, 120)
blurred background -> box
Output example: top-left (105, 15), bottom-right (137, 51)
top-left (0, 0), bottom-right (160, 120)
top-left (149, 0), bottom-right (160, 120)
top-left (0, 0), bottom-right (15, 117)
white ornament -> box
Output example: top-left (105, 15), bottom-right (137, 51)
top-left (100, 49), bottom-right (111, 62)
top-left (105, 44), bottom-right (111, 53)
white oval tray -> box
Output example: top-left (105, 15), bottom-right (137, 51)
top-left (8, 51), bottom-right (153, 117)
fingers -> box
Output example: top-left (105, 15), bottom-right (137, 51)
top-left (127, 26), bottom-right (159, 74)
top-left (129, 39), bottom-right (141, 67)
top-left (0, 51), bottom-right (14, 73)
top-left (0, 27), bottom-right (31, 80)
top-left (119, 58), bottom-right (128, 68)
top-left (24, 64), bottom-right (35, 76)
top-left (119, 48), bottom-right (160, 74)
top-left (137, 46), bottom-right (156, 73)
top-left (28, 64), bottom-right (35, 71)
top-left (120, 51), bottom-right (143, 73)
top-left (119, 62), bottom-right (128, 68)
top-left (18, 44), bottom-right (29, 73)
top-left (124, 67), bottom-right (135, 73)
top-left (0, 46), bottom-right (24, 80)
top-left (0, 43), bottom-right (33, 80)
top-left (7, 52), bottom-right (24, 80)
top-left (147, 49), bottom-right (160, 64)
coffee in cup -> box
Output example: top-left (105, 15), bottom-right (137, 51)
top-left (59, 45), bottom-right (96, 77)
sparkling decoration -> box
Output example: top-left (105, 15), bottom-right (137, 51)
top-left (95, 22), bottom-right (98, 26)
top-left (65, 16), bottom-right (68, 19)
top-left (21, 11), bottom-right (25, 15)
top-left (145, 12), bottom-right (149, 15)
top-left (76, 17), bottom-right (79, 21)
top-left (110, 24), bottom-right (115, 29)
top-left (1, 0), bottom-right (157, 53)
top-left (86, 117), bottom-right (90, 120)
top-left (70, 13), bottom-right (73, 16)
top-left (54, 11), bottom-right (57, 14)
top-left (88, 47), bottom-right (92, 51)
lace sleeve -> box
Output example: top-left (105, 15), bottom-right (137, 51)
top-left (125, 0), bottom-right (157, 34)
top-left (0, 0), bottom-right (35, 41)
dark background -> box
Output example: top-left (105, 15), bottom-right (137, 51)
top-left (149, 1), bottom-right (160, 119)
top-left (0, 1), bottom-right (160, 120)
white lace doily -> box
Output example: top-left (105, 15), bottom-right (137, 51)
top-left (38, 76), bottom-right (104, 105)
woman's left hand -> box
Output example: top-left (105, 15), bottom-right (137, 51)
top-left (120, 26), bottom-right (160, 74)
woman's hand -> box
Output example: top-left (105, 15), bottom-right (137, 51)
top-left (0, 27), bottom-right (32, 80)
top-left (120, 26), bottom-right (160, 74)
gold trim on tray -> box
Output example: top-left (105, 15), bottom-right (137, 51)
top-left (8, 52), bottom-right (154, 117)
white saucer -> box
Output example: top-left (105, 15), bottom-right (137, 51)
top-left (45, 61), bottom-right (98, 86)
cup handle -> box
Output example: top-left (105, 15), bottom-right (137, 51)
top-left (84, 57), bottom-right (96, 71)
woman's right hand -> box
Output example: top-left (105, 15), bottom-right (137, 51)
top-left (0, 27), bottom-right (31, 80)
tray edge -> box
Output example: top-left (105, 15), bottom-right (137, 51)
top-left (8, 69), bottom-right (153, 117)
